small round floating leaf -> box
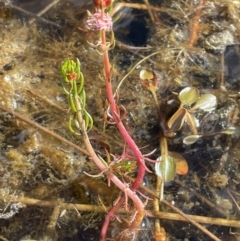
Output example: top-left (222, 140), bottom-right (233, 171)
top-left (183, 135), bottom-right (202, 145)
top-left (195, 94), bottom-right (217, 111)
top-left (178, 87), bottom-right (199, 105)
top-left (139, 69), bottom-right (154, 80)
top-left (155, 155), bottom-right (176, 182)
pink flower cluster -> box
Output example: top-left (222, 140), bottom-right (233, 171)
top-left (86, 9), bottom-right (113, 31)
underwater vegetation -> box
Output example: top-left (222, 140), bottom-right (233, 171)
top-left (1, 0), bottom-right (240, 240)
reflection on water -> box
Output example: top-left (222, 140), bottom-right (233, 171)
top-left (0, 0), bottom-right (240, 240)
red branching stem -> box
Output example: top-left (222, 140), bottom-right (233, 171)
top-left (84, 132), bottom-right (145, 240)
top-left (99, 5), bottom-right (146, 240)
top-left (73, 95), bottom-right (144, 214)
top-left (100, 24), bottom-right (146, 193)
top-left (83, 135), bottom-right (144, 210)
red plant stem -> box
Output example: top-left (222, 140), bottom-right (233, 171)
top-left (74, 90), bottom-right (145, 241)
top-left (83, 133), bottom-right (144, 211)
top-left (74, 96), bottom-right (144, 213)
top-left (99, 5), bottom-right (146, 240)
top-left (100, 18), bottom-right (146, 193)
top-left (188, 0), bottom-right (205, 47)
top-left (100, 197), bottom-right (124, 241)
top-left (101, 196), bottom-right (145, 241)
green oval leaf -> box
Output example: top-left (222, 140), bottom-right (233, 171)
top-left (183, 135), bottom-right (202, 145)
top-left (220, 127), bottom-right (236, 135)
top-left (178, 87), bottom-right (199, 105)
top-left (195, 94), bottom-right (217, 111)
top-left (139, 69), bottom-right (154, 80)
top-left (155, 155), bottom-right (176, 182)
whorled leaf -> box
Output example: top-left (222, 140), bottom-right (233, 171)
top-left (84, 110), bottom-right (94, 131)
top-left (167, 107), bottom-right (187, 131)
top-left (178, 87), bottom-right (199, 105)
top-left (195, 94), bottom-right (217, 111)
top-left (61, 58), bottom-right (81, 83)
top-left (155, 155), bottom-right (176, 182)
top-left (183, 134), bottom-right (202, 145)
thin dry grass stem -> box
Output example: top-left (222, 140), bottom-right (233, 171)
top-left (111, 2), bottom-right (167, 16)
top-left (8, 3), bottom-right (61, 28)
top-left (27, 89), bottom-right (66, 113)
top-left (0, 194), bottom-right (239, 229)
top-left (161, 199), bottom-right (222, 241)
top-left (143, 0), bottom-right (156, 24)
top-left (115, 50), bottom-right (162, 97)
top-left (153, 177), bottom-right (166, 241)
top-left (115, 39), bottom-right (152, 52)
top-left (227, 189), bottom-right (240, 211)
top-left (175, 180), bottom-right (228, 217)
top-left (126, 176), bottom-right (229, 240)
top-left (149, 210), bottom-right (240, 228)
top-left (227, 189), bottom-right (240, 197)
top-left (0, 104), bottom-right (90, 156)
top-left (0, 236), bottom-right (9, 241)
top-left (28, 0), bottom-right (61, 25)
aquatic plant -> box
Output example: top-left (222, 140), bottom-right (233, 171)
top-left (59, 1), bottom-right (221, 240)
top-left (60, 2), bottom-right (148, 239)
top-left (1, 0), bottom-right (237, 240)
top-left (60, 56), bottom-right (147, 239)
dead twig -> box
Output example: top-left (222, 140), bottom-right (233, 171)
top-left (0, 194), bottom-right (240, 229)
top-left (161, 199), bottom-right (222, 241)
top-left (127, 176), bottom-right (226, 241)
top-left (174, 179), bottom-right (228, 217)
top-left (0, 235), bottom-right (9, 241)
top-left (111, 3), bottom-right (167, 16)
top-left (28, 0), bottom-right (61, 25)
top-left (0, 104), bottom-right (89, 156)
top-left (8, 3), bottom-right (61, 28)
top-left (115, 39), bottom-right (152, 52)
top-left (227, 189), bottom-right (240, 211)
top-left (27, 89), bottom-right (66, 113)
top-left (143, 0), bottom-right (156, 24)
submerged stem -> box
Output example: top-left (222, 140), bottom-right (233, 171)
top-left (99, 4), bottom-right (146, 240)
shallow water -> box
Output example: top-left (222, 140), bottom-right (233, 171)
top-left (0, 0), bottom-right (240, 241)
